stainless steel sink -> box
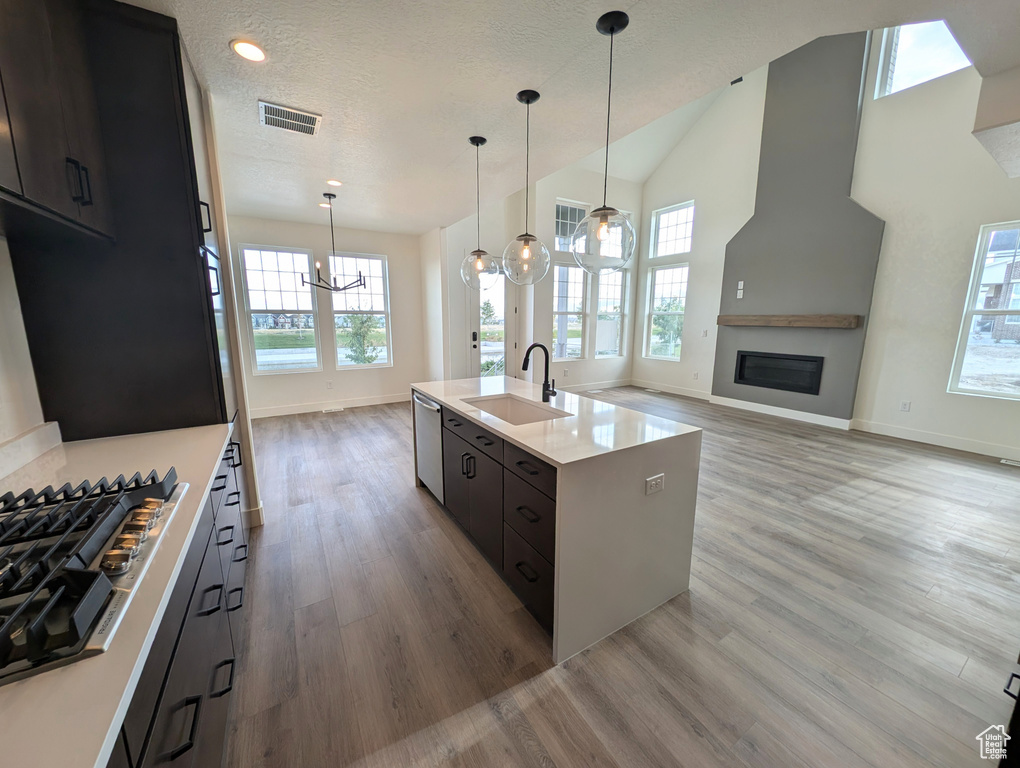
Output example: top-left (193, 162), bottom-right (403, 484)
top-left (462, 393), bottom-right (571, 426)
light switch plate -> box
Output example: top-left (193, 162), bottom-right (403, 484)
top-left (645, 473), bottom-right (665, 495)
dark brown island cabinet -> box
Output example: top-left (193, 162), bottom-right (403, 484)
top-left (106, 441), bottom-right (249, 768)
top-left (440, 407), bottom-right (557, 631)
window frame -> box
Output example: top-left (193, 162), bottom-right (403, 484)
top-left (328, 251), bottom-right (395, 370)
top-left (874, 21), bottom-right (971, 100)
top-left (649, 201), bottom-right (695, 260)
top-left (238, 243), bottom-right (322, 376)
top-left (948, 221), bottom-right (1020, 400)
top-left (594, 269), bottom-right (627, 359)
top-left (644, 263), bottom-right (689, 362)
top-left (554, 200), bottom-right (589, 254)
top-left (551, 261), bottom-right (589, 362)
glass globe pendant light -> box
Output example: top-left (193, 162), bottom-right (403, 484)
top-left (503, 90), bottom-right (551, 286)
top-left (571, 11), bottom-right (636, 276)
top-left (460, 136), bottom-right (501, 291)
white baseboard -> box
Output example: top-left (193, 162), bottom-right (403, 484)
top-left (709, 395), bottom-right (852, 430)
top-left (244, 505), bottom-right (265, 528)
top-left (629, 379), bottom-right (711, 401)
top-left (251, 392), bottom-right (411, 419)
top-left (851, 419), bottom-right (1020, 461)
top-left (559, 378), bottom-right (633, 394)
top-left (0, 422), bottom-right (62, 481)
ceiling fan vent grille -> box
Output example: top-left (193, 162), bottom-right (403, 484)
top-left (258, 101), bottom-right (322, 135)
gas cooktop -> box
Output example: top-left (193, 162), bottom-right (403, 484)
top-left (0, 469), bottom-right (187, 685)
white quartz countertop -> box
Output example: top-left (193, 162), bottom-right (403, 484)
top-left (0, 423), bottom-right (232, 768)
top-left (411, 376), bottom-right (700, 466)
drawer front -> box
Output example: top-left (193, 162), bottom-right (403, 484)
top-left (441, 406), bottom-right (503, 463)
top-left (503, 470), bottom-right (555, 563)
top-left (225, 538), bottom-right (248, 646)
top-left (504, 442), bottom-right (557, 499)
top-left (503, 524), bottom-right (554, 632)
top-left (123, 499), bottom-right (214, 767)
top-left (214, 489), bottom-right (242, 583)
top-left (209, 444), bottom-right (237, 518)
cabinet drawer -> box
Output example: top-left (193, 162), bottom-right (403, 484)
top-left (442, 406), bottom-right (502, 463)
top-left (503, 524), bottom-right (554, 632)
top-left (504, 442), bottom-right (557, 499)
top-left (503, 470), bottom-right (555, 563)
top-left (214, 495), bottom-right (242, 585)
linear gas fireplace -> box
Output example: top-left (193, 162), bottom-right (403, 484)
top-left (734, 351), bottom-right (824, 395)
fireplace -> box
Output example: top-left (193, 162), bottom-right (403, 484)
top-left (734, 351), bottom-right (824, 395)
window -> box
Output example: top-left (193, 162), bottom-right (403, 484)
top-left (555, 202), bottom-right (587, 253)
top-left (876, 21), bottom-right (970, 98)
top-left (241, 246), bottom-right (319, 372)
top-left (651, 202), bottom-right (695, 258)
top-left (595, 271), bottom-right (625, 357)
top-left (949, 222), bottom-right (1020, 399)
top-left (646, 265), bottom-right (688, 360)
top-left (329, 253), bottom-right (392, 367)
top-left (552, 264), bottom-right (586, 360)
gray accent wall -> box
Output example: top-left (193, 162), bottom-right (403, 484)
top-left (711, 32), bottom-right (885, 420)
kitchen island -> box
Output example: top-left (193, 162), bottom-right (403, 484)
top-left (411, 376), bottom-right (702, 663)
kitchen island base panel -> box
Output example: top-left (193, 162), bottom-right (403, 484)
top-left (553, 429), bottom-right (702, 663)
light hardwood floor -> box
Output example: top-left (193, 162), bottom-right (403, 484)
top-left (225, 387), bottom-right (1019, 767)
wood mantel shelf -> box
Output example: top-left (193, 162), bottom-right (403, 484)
top-left (717, 314), bottom-right (862, 329)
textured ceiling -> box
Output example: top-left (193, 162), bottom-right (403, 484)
top-left (126, 0), bottom-right (1020, 235)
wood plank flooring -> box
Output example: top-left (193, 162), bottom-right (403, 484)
top-left (226, 387), bottom-right (1020, 767)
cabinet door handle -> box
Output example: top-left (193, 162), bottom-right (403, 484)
top-left (227, 585), bottom-right (244, 612)
top-left (515, 460), bottom-right (540, 476)
top-left (461, 452), bottom-right (469, 476)
top-left (1006, 672), bottom-right (1020, 700)
top-left (225, 491), bottom-right (241, 507)
top-left (208, 262), bottom-right (220, 297)
top-left (515, 505), bottom-right (541, 523)
top-left (465, 455), bottom-right (477, 479)
top-left (474, 435), bottom-right (494, 447)
top-left (230, 440), bottom-right (243, 468)
top-left (197, 583), bottom-right (223, 616)
top-left (210, 658), bottom-right (236, 698)
top-left (167, 695), bottom-right (203, 760)
top-left (515, 561), bottom-right (540, 583)
top-left (212, 474), bottom-right (228, 492)
top-left (65, 157), bottom-right (83, 202)
top-left (199, 200), bottom-right (213, 232)
top-left (79, 165), bottom-right (93, 206)
top-left (232, 543), bottom-right (248, 563)
top-left (217, 525), bottom-right (235, 547)
top-left (447, 417), bottom-right (463, 428)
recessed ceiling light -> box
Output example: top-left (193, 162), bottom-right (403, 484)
top-left (231, 40), bottom-right (266, 62)
top-left (319, 202), bottom-right (332, 208)
top-left (326, 179), bottom-right (342, 187)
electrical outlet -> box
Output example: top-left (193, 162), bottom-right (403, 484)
top-left (737, 280), bottom-right (744, 289)
top-left (702, 329), bottom-right (709, 337)
top-left (326, 380), bottom-right (333, 390)
top-left (736, 289), bottom-right (744, 299)
top-left (562, 368), bottom-right (569, 378)
top-left (645, 474), bottom-right (665, 495)
top-left (899, 400), bottom-right (911, 412)
top-left (693, 372), bottom-right (699, 380)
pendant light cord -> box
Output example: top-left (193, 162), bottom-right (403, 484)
top-left (476, 143), bottom-right (481, 250)
top-left (525, 101), bottom-right (531, 233)
top-left (603, 31), bottom-right (614, 207)
top-left (329, 202), bottom-right (336, 256)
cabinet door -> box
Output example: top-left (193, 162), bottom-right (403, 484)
top-left (467, 450), bottom-right (503, 566)
top-left (0, 76), bottom-right (19, 193)
top-left (442, 431), bottom-right (471, 530)
top-left (0, 0), bottom-right (78, 218)
top-left (45, 0), bottom-right (113, 234)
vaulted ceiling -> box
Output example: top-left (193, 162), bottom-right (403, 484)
top-left (127, 0), bottom-right (1020, 235)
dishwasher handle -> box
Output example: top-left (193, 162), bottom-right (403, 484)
top-left (412, 393), bottom-right (441, 412)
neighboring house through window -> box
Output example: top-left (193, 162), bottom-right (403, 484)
top-left (552, 263), bottom-right (586, 360)
top-left (646, 265), bottom-right (688, 360)
top-left (330, 253), bottom-right (392, 367)
top-left (949, 222), bottom-right (1020, 399)
top-left (875, 20), bottom-right (970, 98)
top-left (240, 245), bottom-right (319, 373)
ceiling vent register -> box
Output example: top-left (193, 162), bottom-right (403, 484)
top-left (258, 100), bottom-right (322, 135)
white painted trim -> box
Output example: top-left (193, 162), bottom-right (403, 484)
top-left (559, 378), bottom-right (633, 393)
top-left (0, 422), bottom-right (61, 481)
top-left (709, 395), bottom-right (852, 430)
top-left (251, 392), bottom-right (410, 419)
top-left (630, 378), bottom-right (710, 401)
top-left (851, 419), bottom-right (1020, 461)
top-left (243, 505), bottom-right (265, 528)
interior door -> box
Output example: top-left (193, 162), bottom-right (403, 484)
top-left (470, 272), bottom-right (517, 378)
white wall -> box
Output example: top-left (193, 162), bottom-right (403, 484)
top-left (227, 215), bottom-right (426, 417)
top-left (532, 166), bottom-right (643, 390)
top-left (419, 227), bottom-right (447, 381)
top-left (0, 238), bottom-right (59, 478)
top-left (852, 62), bottom-right (1020, 459)
top-left (630, 66), bottom-right (768, 398)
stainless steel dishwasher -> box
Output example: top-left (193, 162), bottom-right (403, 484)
top-left (413, 391), bottom-right (444, 504)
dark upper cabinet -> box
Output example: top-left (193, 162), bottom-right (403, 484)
top-left (0, 0), bottom-right (112, 235)
top-left (0, 77), bottom-right (19, 193)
